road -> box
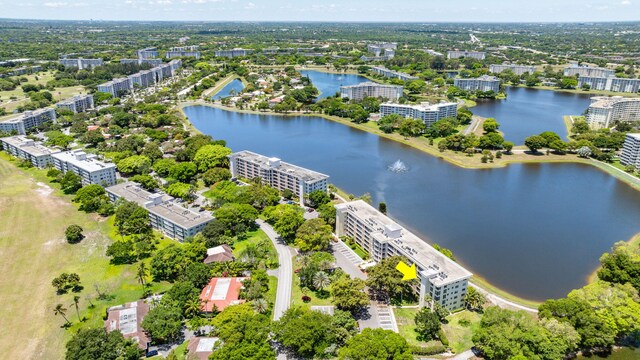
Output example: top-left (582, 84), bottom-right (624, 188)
top-left (462, 115), bottom-right (483, 135)
top-left (256, 219), bottom-right (295, 321)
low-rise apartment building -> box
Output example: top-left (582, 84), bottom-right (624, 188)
top-left (52, 150), bottom-right (117, 186)
top-left (489, 64), bottom-right (537, 76)
top-left (0, 108), bottom-right (57, 135)
top-left (59, 58), bottom-right (103, 69)
top-left (454, 75), bottom-right (501, 93)
top-left (336, 200), bottom-right (472, 311)
top-left (578, 76), bottom-right (640, 93)
top-left (447, 50), bottom-right (486, 60)
top-left (105, 182), bottom-right (213, 241)
top-left (620, 133), bottom-right (640, 170)
top-left (563, 64), bottom-right (614, 78)
top-left (56, 94), bottom-right (94, 113)
top-left (586, 96), bottom-right (640, 129)
top-left (215, 48), bottom-right (253, 58)
top-left (379, 102), bottom-right (458, 127)
top-left (340, 82), bottom-right (404, 101)
top-left (0, 135), bottom-right (59, 168)
top-left (370, 66), bottom-right (418, 81)
top-left (228, 150), bottom-right (329, 206)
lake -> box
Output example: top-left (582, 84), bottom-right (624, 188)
top-left (183, 105), bottom-right (640, 301)
top-left (472, 87), bottom-right (592, 144)
top-left (211, 78), bottom-right (245, 100)
top-left (300, 70), bottom-right (369, 99)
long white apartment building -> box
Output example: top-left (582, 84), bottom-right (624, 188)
top-left (137, 47), bottom-right (159, 60)
top-left (52, 150), bottom-right (117, 186)
top-left (586, 96), bottom-right (640, 129)
top-left (379, 102), bottom-right (458, 127)
top-left (489, 64), bottom-right (537, 76)
top-left (59, 58), bottom-right (104, 70)
top-left (106, 182), bottom-right (213, 241)
top-left (228, 150), bottom-right (329, 206)
top-left (128, 70), bottom-right (157, 89)
top-left (620, 133), bottom-right (640, 170)
top-left (336, 200), bottom-right (472, 311)
top-left (0, 135), bottom-right (59, 168)
top-left (166, 46), bottom-right (201, 59)
top-left (370, 66), bottom-right (418, 81)
top-left (578, 76), bottom-right (640, 93)
top-left (454, 75), bottom-right (501, 93)
top-left (0, 108), bottom-right (57, 135)
top-left (340, 82), bottom-right (404, 101)
top-left (563, 64), bottom-right (614, 78)
top-left (215, 49), bottom-right (253, 58)
top-left (56, 94), bottom-right (94, 113)
top-left (447, 50), bottom-right (485, 60)
top-left (97, 77), bottom-right (133, 98)
top-left (120, 58), bottom-right (163, 67)
top-left (367, 43), bottom-right (397, 56)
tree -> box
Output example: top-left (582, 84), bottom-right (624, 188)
top-left (338, 328), bottom-right (413, 360)
top-left (114, 200), bottom-right (150, 235)
top-left (252, 298), bottom-right (269, 314)
top-left (54, 303), bottom-right (70, 325)
top-left (130, 174), bottom-right (158, 191)
top-left (503, 141), bottom-right (514, 153)
top-left (200, 219), bottom-right (230, 247)
top-left (81, 130), bottom-right (105, 147)
top-left (464, 287), bottom-right (486, 312)
top-left (295, 218), bottom-right (333, 252)
top-left (202, 167), bottom-right (231, 186)
top-left (318, 202), bottom-right (337, 228)
top-left (366, 256), bottom-right (415, 301)
top-left (273, 307), bottom-right (336, 359)
top-left (307, 189), bottom-right (330, 208)
top-left (65, 328), bottom-right (141, 360)
top-left (73, 184), bottom-right (109, 213)
top-left (137, 261), bottom-right (148, 292)
top-left (524, 135), bottom-right (547, 153)
top-left (483, 118), bottom-right (500, 133)
top-left (59, 171), bottom-right (82, 194)
top-left (378, 114), bottom-right (402, 133)
top-left (398, 118), bottom-right (426, 137)
top-left (193, 144), bottom-right (232, 172)
top-left (332, 276), bottom-right (369, 313)
top-left (165, 182), bottom-right (194, 201)
top-left (478, 132), bottom-right (504, 149)
top-left (150, 244), bottom-right (188, 282)
top-left (71, 295), bottom-right (81, 321)
top-left (152, 158), bottom-right (176, 177)
top-left (117, 155), bottom-right (151, 176)
top-left (214, 203), bottom-right (258, 235)
top-left (141, 303), bottom-right (183, 343)
top-left (378, 202), bottom-right (387, 214)
top-left (169, 162), bottom-right (197, 182)
top-left (106, 240), bottom-right (137, 264)
top-left (577, 146), bottom-right (592, 158)
top-left (263, 204), bottom-right (305, 242)
top-left (46, 130), bottom-right (73, 149)
top-left (65, 225), bottom-right (84, 244)
top-left (313, 271), bottom-right (331, 292)
top-left (414, 307), bottom-right (441, 341)
top-left (548, 139), bottom-right (567, 154)
top-left (571, 120), bottom-right (590, 134)
top-left (210, 304), bottom-right (275, 360)
top-left (597, 245), bottom-right (640, 291)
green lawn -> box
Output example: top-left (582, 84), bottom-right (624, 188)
top-left (393, 307), bottom-right (443, 348)
top-left (0, 71), bottom-right (86, 113)
top-left (442, 310), bottom-right (482, 354)
top-left (0, 153), bottom-right (171, 359)
top-left (232, 229), bottom-right (278, 265)
top-left (290, 257), bottom-right (333, 308)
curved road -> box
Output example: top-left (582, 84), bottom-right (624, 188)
top-left (257, 219), bottom-right (295, 320)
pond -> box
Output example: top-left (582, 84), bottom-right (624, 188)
top-left (472, 87), bottom-right (592, 144)
top-left (300, 69), bottom-right (369, 99)
top-left (183, 105), bottom-right (640, 301)
top-left (211, 78), bottom-right (245, 100)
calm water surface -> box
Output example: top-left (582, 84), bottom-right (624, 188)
top-left (577, 348), bottom-right (640, 360)
top-left (183, 105), bottom-right (640, 301)
top-left (300, 70), bottom-right (369, 99)
top-left (471, 87), bottom-right (592, 144)
top-left (211, 79), bottom-right (245, 100)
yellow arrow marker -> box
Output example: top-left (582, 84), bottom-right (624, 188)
top-left (395, 261), bottom-right (417, 281)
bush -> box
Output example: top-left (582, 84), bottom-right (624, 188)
top-left (301, 295), bottom-right (311, 303)
top-left (65, 225), bottom-right (84, 244)
top-left (410, 344), bottom-right (447, 355)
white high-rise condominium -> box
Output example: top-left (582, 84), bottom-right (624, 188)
top-left (586, 96), bottom-right (640, 129)
top-left (620, 133), bottom-right (640, 170)
top-left (447, 50), bottom-right (486, 60)
top-left (563, 64), bottom-right (615, 78)
top-left (379, 102), bottom-right (458, 127)
top-left (340, 82), bottom-right (404, 101)
top-left (489, 64), bottom-right (537, 76)
top-left (454, 75), bottom-right (501, 93)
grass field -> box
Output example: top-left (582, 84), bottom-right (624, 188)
top-left (393, 307), bottom-right (442, 348)
top-left (290, 256), bottom-right (333, 308)
top-left (0, 154), bottom-right (170, 359)
top-left (0, 71), bottom-right (86, 114)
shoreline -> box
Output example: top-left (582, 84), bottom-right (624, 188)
top-left (177, 101), bottom-right (640, 310)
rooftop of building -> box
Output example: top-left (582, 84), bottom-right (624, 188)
top-left (0, 108), bottom-right (55, 123)
top-left (105, 299), bottom-right (151, 350)
top-left (0, 135), bottom-right (59, 157)
top-left (229, 150), bottom-right (329, 183)
top-left (626, 133), bottom-right (640, 140)
top-left (336, 200), bottom-right (472, 286)
top-left (456, 75), bottom-right (499, 81)
top-left (199, 277), bottom-right (247, 312)
top-left (340, 82), bottom-right (402, 89)
top-left (588, 96), bottom-right (640, 108)
top-left (187, 337), bottom-right (220, 360)
top-left (52, 150), bottom-right (116, 172)
top-left (381, 101), bottom-right (457, 111)
top-left (105, 182), bottom-right (213, 228)
top-left (204, 244), bottom-right (234, 264)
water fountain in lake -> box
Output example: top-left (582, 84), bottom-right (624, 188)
top-left (388, 160), bottom-right (408, 173)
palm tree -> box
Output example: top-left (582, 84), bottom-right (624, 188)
top-left (252, 298), bottom-right (269, 314)
top-left (184, 298), bottom-right (203, 319)
top-left (313, 271), bottom-right (331, 292)
top-left (318, 259), bottom-right (333, 271)
top-left (71, 296), bottom-right (81, 321)
top-left (54, 304), bottom-right (70, 325)
top-left (137, 262), bottom-right (148, 288)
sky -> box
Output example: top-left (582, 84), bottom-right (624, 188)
top-left (0, 0), bottom-right (638, 22)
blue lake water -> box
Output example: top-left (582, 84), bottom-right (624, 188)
top-left (472, 87), bottom-right (592, 144)
top-left (300, 70), bottom-right (369, 99)
top-left (211, 78), bottom-right (245, 100)
top-left (183, 104), bottom-right (640, 301)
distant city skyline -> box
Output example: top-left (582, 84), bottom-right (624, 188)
top-left (0, 0), bottom-right (639, 22)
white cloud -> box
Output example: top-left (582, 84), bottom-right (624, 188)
top-left (244, 1), bottom-right (255, 9)
top-left (44, 2), bottom-right (68, 6)
top-left (621, 0), bottom-right (631, 5)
